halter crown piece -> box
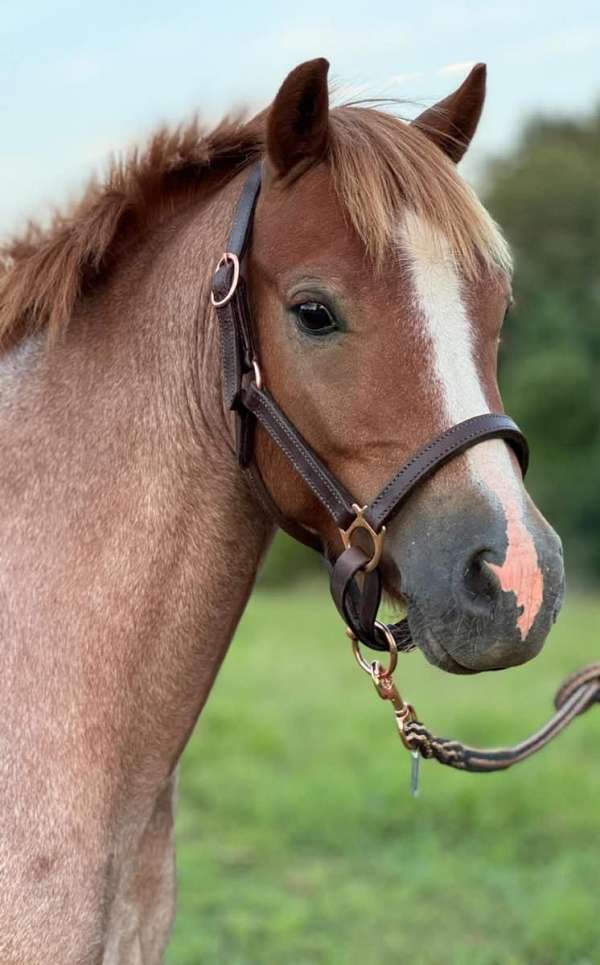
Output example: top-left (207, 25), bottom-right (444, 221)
top-left (211, 162), bottom-right (599, 788)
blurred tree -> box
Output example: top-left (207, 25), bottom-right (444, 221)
top-left (485, 107), bottom-right (600, 580)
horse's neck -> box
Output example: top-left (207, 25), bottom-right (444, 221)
top-left (0, 185), bottom-right (272, 799)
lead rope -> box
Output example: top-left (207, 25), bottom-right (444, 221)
top-left (349, 625), bottom-right (600, 792)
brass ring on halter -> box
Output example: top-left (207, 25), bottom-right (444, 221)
top-left (210, 252), bottom-right (240, 308)
top-left (350, 620), bottom-right (398, 677)
top-left (339, 504), bottom-right (386, 573)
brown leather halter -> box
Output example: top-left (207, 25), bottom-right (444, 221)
top-left (211, 162), bottom-right (599, 779)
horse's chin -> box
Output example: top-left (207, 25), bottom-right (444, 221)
top-left (386, 595), bottom-right (479, 674)
top-left (384, 577), bottom-right (468, 674)
top-left (383, 577), bottom-right (479, 674)
top-left (408, 618), bottom-right (479, 675)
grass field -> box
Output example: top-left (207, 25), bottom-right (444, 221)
top-left (167, 583), bottom-right (600, 964)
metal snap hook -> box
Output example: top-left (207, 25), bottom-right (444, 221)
top-left (349, 620), bottom-right (398, 678)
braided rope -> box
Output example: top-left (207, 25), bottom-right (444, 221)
top-left (402, 663), bottom-right (600, 773)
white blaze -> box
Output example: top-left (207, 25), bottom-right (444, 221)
top-left (399, 212), bottom-right (543, 639)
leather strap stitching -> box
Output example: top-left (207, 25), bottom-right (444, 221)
top-left (244, 386), bottom-right (355, 525)
top-left (366, 414), bottom-right (527, 531)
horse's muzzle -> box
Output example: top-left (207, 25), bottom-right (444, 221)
top-left (386, 497), bottom-right (565, 674)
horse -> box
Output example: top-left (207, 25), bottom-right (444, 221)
top-left (0, 57), bottom-right (564, 963)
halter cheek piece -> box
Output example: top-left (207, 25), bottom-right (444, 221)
top-left (211, 162), bottom-right (599, 780)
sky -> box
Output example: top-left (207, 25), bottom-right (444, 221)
top-left (1, 0), bottom-right (599, 236)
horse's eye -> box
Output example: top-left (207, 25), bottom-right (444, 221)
top-left (293, 302), bottom-right (338, 337)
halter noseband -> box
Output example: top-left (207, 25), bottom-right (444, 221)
top-left (210, 162), bottom-right (599, 781)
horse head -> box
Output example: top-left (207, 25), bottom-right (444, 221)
top-left (246, 59), bottom-right (565, 673)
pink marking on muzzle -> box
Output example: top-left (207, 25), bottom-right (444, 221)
top-left (487, 501), bottom-right (544, 640)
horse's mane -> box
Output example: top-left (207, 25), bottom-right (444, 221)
top-left (0, 102), bottom-right (510, 345)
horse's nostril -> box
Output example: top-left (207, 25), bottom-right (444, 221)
top-left (462, 550), bottom-right (501, 613)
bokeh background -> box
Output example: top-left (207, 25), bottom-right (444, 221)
top-left (3, 2), bottom-right (600, 962)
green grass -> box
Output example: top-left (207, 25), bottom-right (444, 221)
top-left (167, 584), bottom-right (600, 964)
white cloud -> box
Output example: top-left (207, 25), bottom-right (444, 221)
top-left (506, 26), bottom-right (600, 61)
top-left (274, 23), bottom-right (409, 59)
top-left (389, 71), bottom-right (424, 87)
top-left (425, 1), bottom-right (528, 30)
top-left (437, 61), bottom-right (476, 77)
top-left (51, 53), bottom-right (103, 86)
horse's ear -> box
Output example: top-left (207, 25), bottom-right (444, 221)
top-left (412, 63), bottom-right (486, 163)
top-left (266, 58), bottom-right (330, 178)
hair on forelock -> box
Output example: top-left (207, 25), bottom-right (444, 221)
top-left (0, 102), bottom-right (510, 345)
top-left (327, 106), bottom-right (511, 275)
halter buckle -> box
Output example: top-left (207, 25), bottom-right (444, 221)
top-left (210, 252), bottom-right (240, 308)
top-left (340, 504), bottom-right (385, 573)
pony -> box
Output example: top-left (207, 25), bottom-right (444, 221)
top-left (0, 58), bottom-right (564, 962)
